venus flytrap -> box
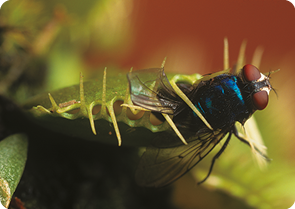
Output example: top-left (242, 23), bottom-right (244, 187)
top-left (0, 38), bottom-right (277, 208)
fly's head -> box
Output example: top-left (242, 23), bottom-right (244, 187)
top-left (239, 64), bottom-right (275, 117)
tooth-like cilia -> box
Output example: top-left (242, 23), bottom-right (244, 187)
top-left (23, 38), bottom-right (268, 156)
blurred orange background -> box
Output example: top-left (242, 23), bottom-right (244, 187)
top-left (84, 0), bottom-right (295, 75)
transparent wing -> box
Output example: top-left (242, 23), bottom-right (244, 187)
top-left (135, 130), bottom-right (227, 187)
top-left (127, 68), bottom-right (182, 114)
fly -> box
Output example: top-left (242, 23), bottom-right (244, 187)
top-left (127, 62), bottom-right (276, 187)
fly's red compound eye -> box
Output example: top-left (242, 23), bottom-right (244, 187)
top-left (253, 91), bottom-right (268, 110)
top-left (243, 64), bottom-right (269, 110)
top-left (243, 64), bottom-right (261, 81)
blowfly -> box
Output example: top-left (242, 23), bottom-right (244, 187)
top-left (127, 41), bottom-right (277, 187)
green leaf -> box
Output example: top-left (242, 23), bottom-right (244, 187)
top-left (0, 134), bottom-right (28, 208)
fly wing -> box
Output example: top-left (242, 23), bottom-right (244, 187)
top-left (127, 68), bottom-right (182, 114)
top-left (135, 130), bottom-right (226, 187)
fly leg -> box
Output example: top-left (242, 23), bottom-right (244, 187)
top-left (233, 125), bottom-right (270, 162)
top-left (198, 131), bottom-right (232, 184)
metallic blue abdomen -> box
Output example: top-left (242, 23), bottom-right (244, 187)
top-left (176, 74), bottom-right (251, 130)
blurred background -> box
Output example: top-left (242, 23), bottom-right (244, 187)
top-left (0, 0), bottom-right (294, 209)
